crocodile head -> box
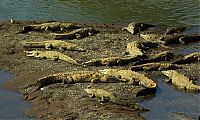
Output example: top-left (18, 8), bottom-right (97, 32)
top-left (25, 51), bottom-right (41, 57)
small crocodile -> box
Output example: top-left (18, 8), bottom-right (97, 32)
top-left (131, 62), bottom-right (180, 71)
top-left (140, 33), bottom-right (184, 44)
top-left (20, 71), bottom-right (122, 94)
top-left (133, 51), bottom-right (174, 65)
top-left (54, 27), bottom-right (99, 40)
top-left (179, 34), bottom-right (200, 44)
top-left (162, 70), bottom-right (200, 91)
top-left (173, 52), bottom-right (200, 64)
top-left (82, 55), bottom-right (141, 66)
top-left (165, 26), bottom-right (186, 35)
top-left (19, 22), bottom-right (81, 33)
top-left (22, 40), bottom-right (85, 51)
top-left (25, 50), bottom-right (80, 65)
top-left (99, 69), bottom-right (157, 89)
top-left (84, 88), bottom-right (148, 111)
top-left (126, 41), bottom-right (145, 57)
top-left (126, 40), bottom-right (167, 55)
top-left (122, 22), bottom-right (155, 34)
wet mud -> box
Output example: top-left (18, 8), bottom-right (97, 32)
top-left (0, 20), bottom-right (199, 120)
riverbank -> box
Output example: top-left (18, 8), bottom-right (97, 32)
top-left (0, 20), bottom-right (199, 119)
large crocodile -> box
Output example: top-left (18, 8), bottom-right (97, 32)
top-left (82, 55), bottom-right (141, 66)
top-left (173, 52), bottom-right (200, 64)
top-left (99, 69), bottom-right (157, 89)
top-left (84, 88), bottom-right (148, 111)
top-left (133, 51), bottom-right (174, 65)
top-left (22, 40), bottom-right (85, 51)
top-left (25, 50), bottom-right (80, 65)
top-left (131, 62), bottom-right (180, 71)
top-left (162, 70), bottom-right (200, 91)
top-left (20, 71), bottom-right (123, 94)
top-left (54, 27), bottom-right (99, 40)
top-left (19, 22), bottom-right (81, 33)
top-left (122, 22), bottom-right (155, 34)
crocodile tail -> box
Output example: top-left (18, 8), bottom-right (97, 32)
top-left (19, 83), bottom-right (39, 95)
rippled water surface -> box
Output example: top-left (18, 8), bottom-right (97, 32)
top-left (0, 71), bottom-right (33, 119)
top-left (0, 0), bottom-right (200, 26)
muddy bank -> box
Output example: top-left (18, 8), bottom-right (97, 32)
top-left (0, 20), bottom-right (199, 119)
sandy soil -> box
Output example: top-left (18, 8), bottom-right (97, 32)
top-left (0, 20), bottom-right (199, 120)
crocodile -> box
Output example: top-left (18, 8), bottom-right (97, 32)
top-left (54, 27), bottom-right (99, 40)
top-left (178, 34), bottom-right (200, 44)
top-left (18, 22), bottom-right (81, 33)
top-left (25, 50), bottom-right (80, 65)
top-left (84, 88), bottom-right (148, 111)
top-left (82, 55), bottom-right (141, 66)
top-left (162, 70), bottom-right (200, 91)
top-left (22, 40), bottom-right (85, 51)
top-left (133, 51), bottom-right (174, 65)
top-left (165, 26), bottom-right (186, 35)
top-left (122, 22), bottom-right (155, 34)
top-left (140, 33), bottom-right (184, 44)
top-left (131, 62), bottom-right (180, 71)
top-left (126, 41), bottom-right (145, 57)
top-left (99, 69), bottom-right (157, 89)
top-left (173, 52), bottom-right (200, 64)
top-left (20, 71), bottom-right (122, 94)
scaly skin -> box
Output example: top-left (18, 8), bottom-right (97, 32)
top-left (20, 71), bottom-right (122, 94)
top-left (54, 27), bottom-right (99, 40)
top-left (173, 52), bottom-right (200, 64)
top-left (84, 88), bottom-right (148, 111)
top-left (162, 70), bottom-right (200, 92)
top-left (25, 50), bottom-right (80, 65)
top-left (131, 62), bottom-right (180, 71)
top-left (23, 40), bottom-right (85, 51)
top-left (99, 69), bottom-right (157, 89)
top-left (82, 55), bottom-right (140, 66)
top-left (140, 33), bottom-right (184, 44)
top-left (19, 22), bottom-right (81, 33)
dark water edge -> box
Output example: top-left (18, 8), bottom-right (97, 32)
top-left (141, 75), bottom-right (200, 120)
top-left (0, 71), bottom-right (34, 120)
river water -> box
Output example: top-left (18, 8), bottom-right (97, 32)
top-left (0, 0), bottom-right (200, 26)
top-left (0, 0), bottom-right (200, 119)
top-left (0, 71), bottom-right (33, 119)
